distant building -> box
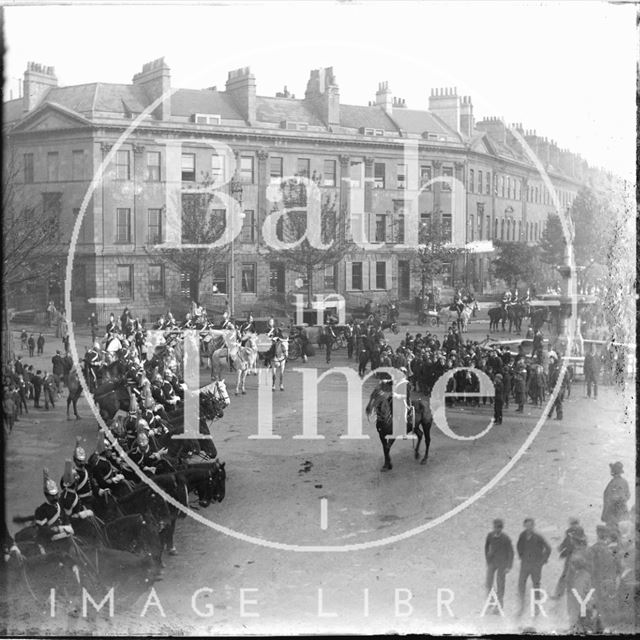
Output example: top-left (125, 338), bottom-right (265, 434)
top-left (4, 58), bottom-right (598, 321)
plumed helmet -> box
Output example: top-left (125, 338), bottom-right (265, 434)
top-left (43, 468), bottom-right (59, 497)
top-left (73, 436), bottom-right (86, 464)
top-left (62, 459), bottom-right (77, 487)
top-left (137, 418), bottom-right (150, 432)
top-left (137, 431), bottom-right (149, 448)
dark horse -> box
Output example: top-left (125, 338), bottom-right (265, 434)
top-left (365, 386), bottom-right (433, 471)
top-left (529, 306), bottom-right (549, 333)
top-left (488, 306), bottom-right (507, 332)
top-left (507, 304), bottom-right (526, 334)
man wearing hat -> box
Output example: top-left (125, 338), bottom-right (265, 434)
top-left (551, 517), bottom-right (584, 600)
top-left (547, 355), bottom-right (566, 420)
top-left (586, 524), bottom-right (618, 625)
top-left (34, 469), bottom-right (74, 549)
top-left (484, 518), bottom-right (514, 611)
top-left (601, 462), bottom-right (630, 526)
top-left (89, 433), bottom-right (129, 498)
top-left (516, 517), bottom-right (551, 616)
top-left (59, 460), bottom-right (94, 522)
top-left (72, 437), bottom-right (94, 505)
top-left (493, 373), bottom-right (504, 425)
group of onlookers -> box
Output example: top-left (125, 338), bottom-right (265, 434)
top-left (484, 461), bottom-right (634, 631)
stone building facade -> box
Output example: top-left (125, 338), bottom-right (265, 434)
top-left (4, 59), bottom-right (595, 321)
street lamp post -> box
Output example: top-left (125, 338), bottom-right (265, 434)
top-left (229, 174), bottom-right (244, 320)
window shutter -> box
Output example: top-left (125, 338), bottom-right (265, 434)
top-left (345, 260), bottom-right (353, 291)
top-left (386, 213), bottom-right (393, 243)
top-left (367, 212), bottom-right (375, 244)
top-left (363, 260), bottom-right (371, 291)
top-left (386, 259), bottom-right (393, 291)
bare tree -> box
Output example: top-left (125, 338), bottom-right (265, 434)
top-left (2, 147), bottom-right (61, 363)
top-left (146, 172), bottom-right (230, 303)
top-left (261, 178), bottom-right (349, 308)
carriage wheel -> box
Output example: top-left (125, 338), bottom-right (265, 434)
top-left (336, 334), bottom-right (347, 349)
top-left (288, 341), bottom-right (301, 361)
top-left (429, 317), bottom-right (438, 327)
top-left (391, 324), bottom-right (399, 335)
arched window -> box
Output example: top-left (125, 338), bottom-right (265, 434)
top-left (501, 219), bottom-right (505, 240)
top-left (494, 218), bottom-right (498, 239)
top-left (535, 222), bottom-right (539, 239)
top-left (518, 220), bottom-right (522, 241)
top-left (486, 215), bottom-right (491, 240)
top-left (506, 219), bottom-right (511, 241)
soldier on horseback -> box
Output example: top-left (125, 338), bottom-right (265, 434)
top-left (89, 433), bottom-right (130, 498)
top-left (72, 437), bottom-right (94, 505)
top-left (34, 469), bottom-right (74, 550)
top-left (239, 312), bottom-right (255, 347)
top-left (84, 340), bottom-right (102, 393)
top-left (59, 460), bottom-right (94, 522)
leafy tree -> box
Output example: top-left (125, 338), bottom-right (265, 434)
top-left (538, 212), bottom-right (565, 266)
top-left (147, 172), bottom-right (230, 303)
top-left (490, 240), bottom-right (542, 291)
top-left (260, 178), bottom-right (348, 308)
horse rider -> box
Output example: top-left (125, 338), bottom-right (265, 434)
top-left (72, 437), bottom-right (94, 505)
top-left (88, 433), bottom-right (129, 499)
top-left (128, 429), bottom-right (162, 476)
top-left (344, 318), bottom-right (355, 359)
top-left (183, 312), bottom-right (195, 329)
top-left (59, 460), bottom-right (94, 522)
top-left (221, 310), bottom-right (234, 331)
top-left (501, 290), bottom-right (512, 309)
top-left (240, 312), bottom-right (256, 347)
top-left (84, 341), bottom-right (102, 392)
top-left (522, 288), bottom-right (531, 304)
top-left (106, 313), bottom-right (118, 336)
top-left (34, 469), bottom-right (74, 550)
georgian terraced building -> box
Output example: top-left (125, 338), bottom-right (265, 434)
top-left (4, 58), bottom-right (596, 320)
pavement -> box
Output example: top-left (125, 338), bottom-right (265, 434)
top-left (2, 317), bottom-right (636, 635)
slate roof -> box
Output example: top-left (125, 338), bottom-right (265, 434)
top-left (255, 96), bottom-right (323, 126)
top-left (172, 88), bottom-right (244, 120)
top-left (339, 104), bottom-right (399, 132)
top-left (390, 108), bottom-right (458, 138)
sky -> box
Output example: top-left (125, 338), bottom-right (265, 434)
top-left (3, 1), bottom-right (637, 179)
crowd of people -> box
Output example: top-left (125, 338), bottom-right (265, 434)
top-left (4, 303), bottom-right (230, 562)
top-left (483, 461), bottom-right (634, 631)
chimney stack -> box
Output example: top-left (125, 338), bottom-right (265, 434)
top-left (476, 116), bottom-right (506, 144)
top-left (23, 62), bottom-right (58, 112)
top-left (304, 67), bottom-right (340, 126)
top-left (375, 81), bottom-right (393, 114)
top-left (226, 66), bottom-right (257, 125)
top-left (459, 95), bottom-right (474, 137)
top-left (132, 57), bottom-right (171, 120)
top-left (429, 87), bottom-right (460, 133)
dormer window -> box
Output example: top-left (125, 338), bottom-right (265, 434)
top-left (360, 127), bottom-right (384, 136)
top-left (193, 113), bottom-right (221, 125)
top-left (281, 121), bottom-right (308, 131)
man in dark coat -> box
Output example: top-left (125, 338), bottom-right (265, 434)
top-left (551, 517), bottom-right (583, 599)
top-left (27, 334), bottom-right (35, 357)
top-left (583, 345), bottom-right (601, 399)
top-left (485, 518), bottom-right (514, 610)
top-left (516, 517), bottom-right (551, 616)
top-left (493, 373), bottom-right (504, 425)
top-left (32, 370), bottom-right (43, 408)
top-left (36, 333), bottom-right (45, 355)
top-left (601, 461), bottom-right (630, 526)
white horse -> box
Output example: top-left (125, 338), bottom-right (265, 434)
top-left (208, 330), bottom-right (259, 395)
top-left (270, 338), bottom-right (288, 391)
top-left (459, 304), bottom-right (473, 333)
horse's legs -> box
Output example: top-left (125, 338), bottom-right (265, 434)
top-left (271, 367), bottom-right (276, 391)
top-left (420, 420), bottom-right (432, 465)
top-left (377, 429), bottom-right (393, 471)
top-left (413, 425), bottom-right (423, 460)
top-left (279, 363), bottom-right (284, 390)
